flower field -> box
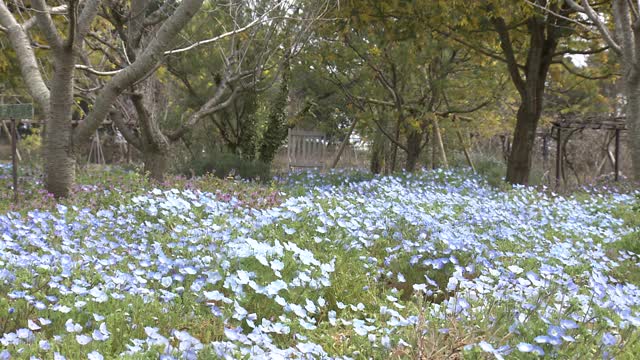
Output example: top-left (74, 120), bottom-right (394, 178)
top-left (1, 167), bottom-right (639, 359)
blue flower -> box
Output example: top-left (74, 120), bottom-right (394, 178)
top-left (602, 332), bottom-right (617, 346)
top-left (87, 351), bottom-right (103, 360)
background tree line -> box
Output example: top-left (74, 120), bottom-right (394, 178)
top-left (0, 0), bottom-right (636, 197)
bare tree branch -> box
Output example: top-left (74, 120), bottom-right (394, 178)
top-left (31, 0), bottom-right (63, 49)
top-left (559, 60), bottom-right (614, 79)
top-left (524, 0), bottom-right (591, 30)
top-left (553, 45), bottom-right (609, 56)
top-left (566, 0), bottom-right (623, 54)
top-left (144, 0), bottom-right (177, 26)
top-left (73, 0), bottom-right (205, 144)
top-left (165, 0), bottom-right (285, 55)
top-left (22, 4), bottom-right (67, 30)
top-left (75, 64), bottom-right (122, 76)
top-left (77, 0), bottom-right (101, 42)
top-left (491, 16), bottom-right (527, 96)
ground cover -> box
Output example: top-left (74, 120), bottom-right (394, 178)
top-left (0, 166), bottom-right (639, 359)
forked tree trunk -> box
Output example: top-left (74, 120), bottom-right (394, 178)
top-left (44, 48), bottom-right (75, 197)
top-left (494, 14), bottom-right (559, 185)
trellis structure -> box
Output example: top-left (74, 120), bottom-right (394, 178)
top-left (552, 115), bottom-right (626, 188)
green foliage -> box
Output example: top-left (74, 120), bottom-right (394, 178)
top-left (473, 156), bottom-right (508, 188)
top-left (17, 128), bottom-right (42, 173)
top-left (186, 152), bottom-right (271, 180)
top-left (258, 66), bottom-right (290, 164)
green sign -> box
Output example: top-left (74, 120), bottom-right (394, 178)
top-left (0, 104), bottom-right (33, 119)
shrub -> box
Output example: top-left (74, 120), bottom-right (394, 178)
top-left (17, 128), bottom-right (42, 174)
top-left (186, 152), bottom-right (271, 180)
top-left (474, 156), bottom-right (507, 188)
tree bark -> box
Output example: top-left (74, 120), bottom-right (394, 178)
top-left (390, 114), bottom-right (401, 172)
top-left (494, 13), bottom-right (560, 185)
top-left (405, 128), bottom-right (422, 171)
top-left (625, 75), bottom-right (640, 180)
top-left (370, 130), bottom-right (384, 174)
top-left (133, 93), bottom-right (171, 182)
top-left (143, 148), bottom-right (169, 182)
top-left (506, 100), bottom-right (542, 184)
top-left (44, 48), bottom-right (76, 197)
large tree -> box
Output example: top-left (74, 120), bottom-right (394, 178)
top-left (0, 0), bottom-right (204, 196)
top-left (439, 0), bottom-right (607, 184)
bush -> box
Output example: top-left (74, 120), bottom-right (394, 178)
top-left (17, 128), bottom-right (42, 174)
top-left (474, 156), bottom-right (507, 188)
top-left (185, 152), bottom-right (271, 180)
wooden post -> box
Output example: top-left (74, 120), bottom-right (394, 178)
top-left (542, 134), bottom-right (549, 167)
top-left (614, 128), bottom-right (620, 181)
top-left (453, 117), bottom-right (475, 172)
top-left (2, 120), bottom-right (21, 161)
top-left (11, 119), bottom-right (18, 202)
top-left (433, 117), bottom-right (448, 169)
top-left (555, 127), bottom-right (562, 190)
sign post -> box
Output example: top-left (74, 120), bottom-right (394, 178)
top-left (0, 104), bottom-right (34, 203)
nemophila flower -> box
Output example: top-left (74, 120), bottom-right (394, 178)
top-left (602, 332), bottom-right (618, 346)
top-left (39, 340), bottom-right (51, 351)
top-left (87, 351), bottom-right (103, 360)
top-left (76, 334), bottom-right (92, 345)
top-left (534, 335), bottom-right (562, 346)
top-left (65, 319), bottom-right (82, 333)
top-left (27, 319), bottom-right (41, 331)
top-left (92, 323), bottom-right (110, 341)
top-left (16, 328), bottom-right (33, 340)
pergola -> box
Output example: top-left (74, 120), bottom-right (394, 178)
top-left (552, 115), bottom-right (626, 188)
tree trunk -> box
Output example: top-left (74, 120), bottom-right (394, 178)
top-left (506, 100), bottom-right (541, 184)
top-left (492, 13), bottom-right (560, 185)
top-left (370, 130), bottom-right (384, 174)
top-left (405, 129), bottom-right (422, 171)
top-left (143, 148), bottom-right (169, 182)
top-left (390, 115), bottom-right (401, 172)
top-left (625, 75), bottom-right (640, 180)
top-left (44, 48), bottom-right (75, 197)
top-left (132, 93), bottom-right (171, 182)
